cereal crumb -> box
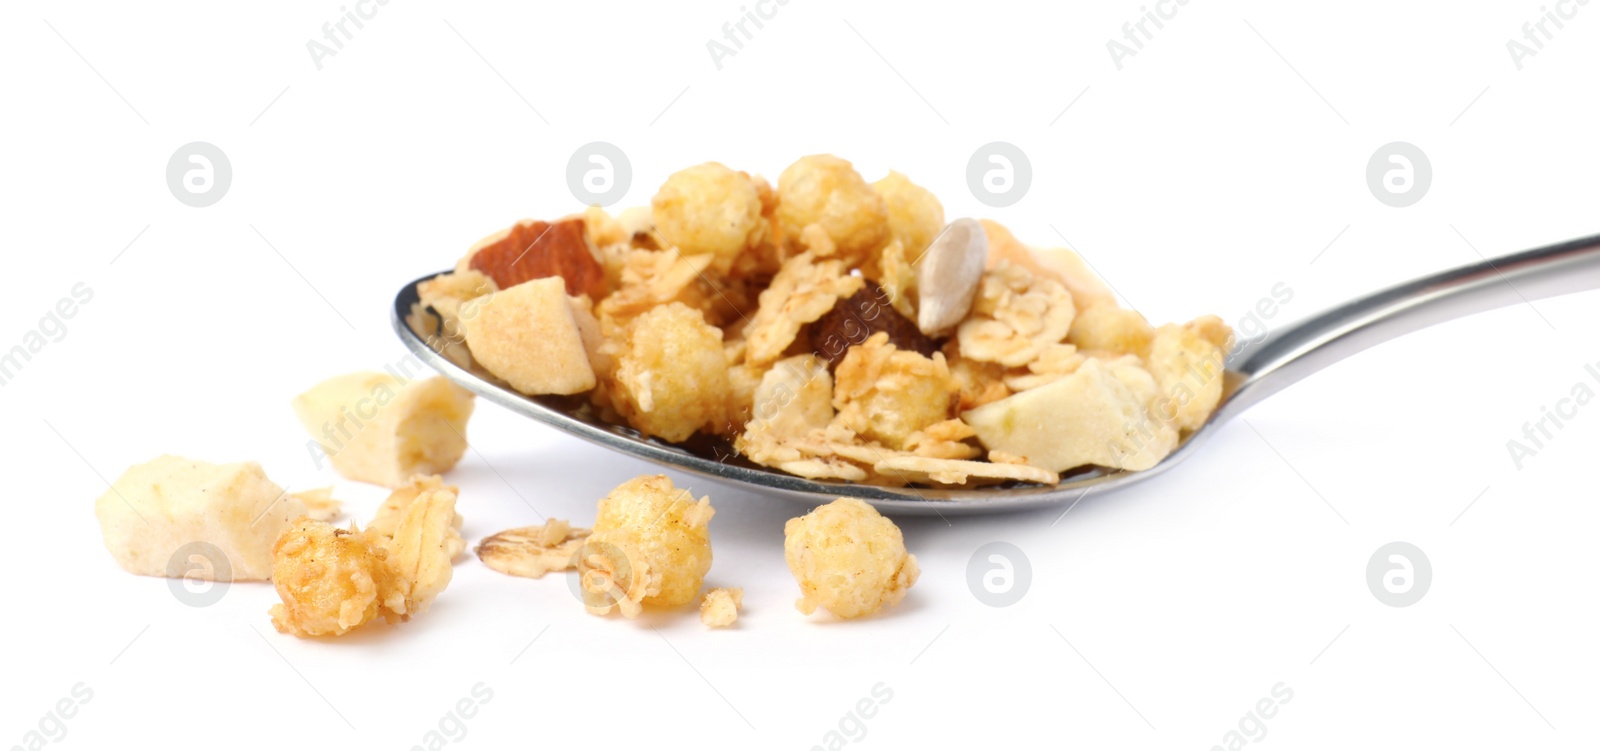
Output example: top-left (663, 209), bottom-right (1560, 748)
top-left (700, 587), bottom-right (744, 628)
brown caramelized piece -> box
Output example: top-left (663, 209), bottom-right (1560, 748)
top-left (811, 283), bottom-right (938, 369)
top-left (469, 218), bottom-right (605, 299)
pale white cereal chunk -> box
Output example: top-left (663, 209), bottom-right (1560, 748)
top-left (96, 456), bottom-right (305, 582)
top-left (292, 372), bottom-right (475, 489)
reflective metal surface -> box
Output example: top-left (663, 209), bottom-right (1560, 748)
top-left (392, 232), bottom-right (1600, 515)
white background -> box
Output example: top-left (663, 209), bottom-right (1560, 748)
top-left (3, 1), bottom-right (1598, 749)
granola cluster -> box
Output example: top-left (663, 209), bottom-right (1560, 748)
top-left (410, 154), bottom-right (1233, 485)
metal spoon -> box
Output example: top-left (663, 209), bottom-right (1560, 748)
top-left (392, 233), bottom-right (1600, 516)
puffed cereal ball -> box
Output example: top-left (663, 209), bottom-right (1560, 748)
top-left (608, 302), bottom-right (730, 442)
top-left (872, 171), bottom-right (944, 257)
top-left (651, 162), bottom-right (766, 274)
top-left (784, 498), bottom-right (920, 619)
top-left (776, 155), bottom-right (890, 267)
top-left (588, 475), bottom-right (715, 609)
top-left (269, 519), bottom-right (385, 638)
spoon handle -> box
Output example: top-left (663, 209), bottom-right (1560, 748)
top-left (1223, 232), bottom-right (1600, 415)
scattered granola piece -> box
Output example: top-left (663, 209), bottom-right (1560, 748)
top-left (269, 520), bottom-right (385, 637)
top-left (580, 475), bottom-right (715, 616)
top-left (291, 372), bottom-right (475, 489)
top-left (290, 487), bottom-right (344, 523)
top-left (785, 499), bottom-right (919, 619)
top-left (96, 456), bottom-right (305, 582)
top-left (368, 475), bottom-right (466, 560)
top-left (476, 520), bottom-right (591, 579)
top-left (700, 587), bottom-right (744, 628)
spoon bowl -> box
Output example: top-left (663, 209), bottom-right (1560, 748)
top-left (393, 233), bottom-right (1600, 515)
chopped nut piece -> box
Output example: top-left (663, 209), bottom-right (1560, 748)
top-left (467, 218), bottom-right (606, 299)
top-left (476, 520), bottom-right (591, 579)
top-left (700, 587), bottom-right (744, 628)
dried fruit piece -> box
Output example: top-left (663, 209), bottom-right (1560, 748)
top-left (95, 456), bottom-right (306, 582)
top-left (476, 520), bottom-right (591, 579)
top-left (468, 218), bottom-right (606, 299)
top-left (291, 372), bottom-right (475, 489)
top-left (1068, 306), bottom-right (1155, 358)
top-left (1147, 316), bottom-right (1233, 432)
top-left (963, 357), bottom-right (1178, 472)
top-left (700, 587), bottom-right (744, 628)
top-left (812, 283), bottom-right (938, 369)
top-left (784, 499), bottom-right (919, 619)
top-left (460, 276), bottom-right (597, 396)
